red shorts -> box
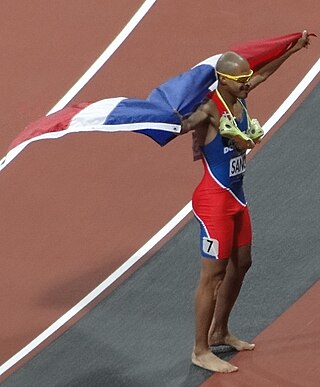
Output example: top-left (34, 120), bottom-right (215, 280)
top-left (192, 188), bottom-right (252, 259)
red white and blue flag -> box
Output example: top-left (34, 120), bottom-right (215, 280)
top-left (0, 32), bottom-right (304, 171)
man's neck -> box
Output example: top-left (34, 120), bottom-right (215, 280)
top-left (217, 87), bottom-right (238, 112)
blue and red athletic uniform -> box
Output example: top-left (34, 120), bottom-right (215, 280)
top-left (192, 91), bottom-right (252, 259)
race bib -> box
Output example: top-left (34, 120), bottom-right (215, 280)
top-left (229, 154), bottom-right (246, 177)
top-left (202, 237), bottom-right (219, 257)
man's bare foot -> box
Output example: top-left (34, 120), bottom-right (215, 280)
top-left (209, 333), bottom-right (255, 351)
top-left (191, 350), bottom-right (238, 373)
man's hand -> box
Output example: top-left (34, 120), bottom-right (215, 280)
top-left (292, 30), bottom-right (311, 52)
top-left (233, 137), bottom-right (256, 151)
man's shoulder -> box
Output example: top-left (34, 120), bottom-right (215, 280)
top-left (200, 96), bottom-right (218, 113)
top-left (200, 97), bottom-right (219, 121)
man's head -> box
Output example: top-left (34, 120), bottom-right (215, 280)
top-left (216, 51), bottom-right (252, 98)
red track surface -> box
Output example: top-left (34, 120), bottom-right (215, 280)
top-left (0, 0), bottom-right (319, 382)
top-left (201, 281), bottom-right (320, 387)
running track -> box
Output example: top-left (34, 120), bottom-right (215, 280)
top-left (0, 1), bottom-right (319, 385)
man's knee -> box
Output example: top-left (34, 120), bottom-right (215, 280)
top-left (240, 252), bottom-right (252, 273)
top-left (231, 246), bottom-right (252, 273)
top-left (199, 259), bottom-right (227, 287)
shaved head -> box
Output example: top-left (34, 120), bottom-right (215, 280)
top-left (216, 51), bottom-right (250, 75)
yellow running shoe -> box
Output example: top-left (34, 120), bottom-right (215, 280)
top-left (247, 118), bottom-right (264, 141)
top-left (219, 115), bottom-right (253, 145)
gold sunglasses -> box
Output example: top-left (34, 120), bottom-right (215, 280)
top-left (216, 69), bottom-right (254, 83)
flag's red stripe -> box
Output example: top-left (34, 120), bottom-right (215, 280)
top-left (9, 102), bottom-right (92, 151)
top-left (232, 32), bottom-right (302, 71)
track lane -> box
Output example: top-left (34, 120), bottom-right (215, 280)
top-left (1, 86), bottom-right (319, 386)
top-left (0, 0), bottom-right (319, 380)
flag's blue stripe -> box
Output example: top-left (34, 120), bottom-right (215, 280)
top-left (147, 64), bottom-right (217, 115)
top-left (105, 64), bottom-right (216, 146)
top-left (133, 129), bottom-right (177, 147)
top-left (104, 99), bottom-right (180, 125)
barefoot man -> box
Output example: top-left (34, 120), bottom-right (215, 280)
top-left (182, 31), bottom-right (311, 373)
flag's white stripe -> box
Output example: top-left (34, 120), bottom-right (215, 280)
top-left (69, 97), bottom-right (126, 127)
top-left (0, 59), bottom-right (318, 377)
top-left (47, 0), bottom-right (157, 115)
top-left (0, 121), bottom-right (180, 172)
top-left (0, 93), bottom-right (181, 171)
top-left (68, 98), bottom-right (181, 133)
top-left (69, 122), bottom-right (181, 133)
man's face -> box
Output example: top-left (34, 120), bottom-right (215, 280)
top-left (218, 62), bottom-right (252, 98)
top-left (226, 78), bottom-right (251, 98)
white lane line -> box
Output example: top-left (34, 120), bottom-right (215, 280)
top-left (0, 57), bottom-right (319, 377)
top-left (0, 202), bottom-right (192, 377)
top-left (47, 0), bottom-right (157, 115)
top-left (0, 0), bottom-right (158, 377)
top-left (263, 57), bottom-right (320, 133)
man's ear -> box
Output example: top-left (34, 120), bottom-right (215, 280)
top-left (218, 76), bottom-right (227, 85)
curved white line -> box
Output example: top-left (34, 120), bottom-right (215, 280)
top-left (263, 58), bottom-right (320, 133)
top-left (0, 0), bottom-right (158, 377)
top-left (0, 0), bottom-right (158, 171)
top-left (47, 0), bottom-right (157, 116)
top-left (1, 57), bottom-right (318, 377)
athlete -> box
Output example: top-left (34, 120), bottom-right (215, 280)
top-left (181, 30), bottom-right (310, 373)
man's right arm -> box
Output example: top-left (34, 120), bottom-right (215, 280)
top-left (181, 101), bottom-right (216, 134)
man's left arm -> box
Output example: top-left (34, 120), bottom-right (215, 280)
top-left (249, 30), bottom-right (311, 91)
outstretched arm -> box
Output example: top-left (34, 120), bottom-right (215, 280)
top-left (249, 30), bottom-right (311, 91)
top-left (180, 101), bottom-right (216, 133)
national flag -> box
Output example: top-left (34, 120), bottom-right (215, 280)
top-left (0, 32), bottom-right (305, 172)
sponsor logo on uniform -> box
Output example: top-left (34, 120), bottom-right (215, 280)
top-left (229, 154), bottom-right (246, 176)
top-left (224, 146), bottom-right (234, 154)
